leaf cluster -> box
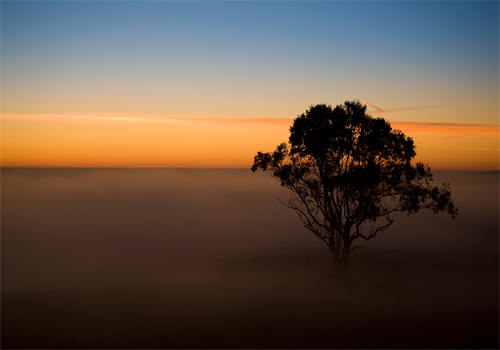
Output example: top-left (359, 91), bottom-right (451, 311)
top-left (252, 101), bottom-right (456, 249)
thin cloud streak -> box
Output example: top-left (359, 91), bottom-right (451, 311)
top-left (456, 147), bottom-right (499, 152)
top-left (360, 99), bottom-right (385, 113)
top-left (1, 113), bottom-right (498, 137)
top-left (360, 99), bottom-right (442, 114)
top-left (394, 122), bottom-right (500, 137)
top-left (0, 113), bottom-right (292, 126)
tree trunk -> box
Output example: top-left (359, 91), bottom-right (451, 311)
top-left (330, 238), bottom-right (351, 276)
top-left (330, 249), bottom-right (349, 275)
top-left (336, 255), bottom-right (349, 275)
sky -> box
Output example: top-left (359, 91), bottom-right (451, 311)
top-left (1, 1), bottom-right (498, 169)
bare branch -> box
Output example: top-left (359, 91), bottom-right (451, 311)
top-left (251, 102), bottom-right (457, 271)
top-left (351, 217), bottom-right (394, 241)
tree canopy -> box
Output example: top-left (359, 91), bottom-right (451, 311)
top-left (251, 101), bottom-right (456, 272)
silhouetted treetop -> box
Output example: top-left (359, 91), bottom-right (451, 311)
top-left (252, 101), bottom-right (456, 273)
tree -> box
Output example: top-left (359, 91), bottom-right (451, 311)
top-left (251, 101), bottom-right (457, 274)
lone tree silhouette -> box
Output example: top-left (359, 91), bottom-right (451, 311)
top-left (252, 101), bottom-right (456, 273)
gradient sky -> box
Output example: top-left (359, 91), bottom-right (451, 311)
top-left (1, 1), bottom-right (498, 169)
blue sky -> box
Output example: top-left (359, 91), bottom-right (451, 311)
top-left (1, 1), bottom-right (498, 168)
top-left (1, 1), bottom-right (498, 123)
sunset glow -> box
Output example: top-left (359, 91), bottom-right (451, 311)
top-left (2, 2), bottom-right (499, 348)
top-left (1, 1), bottom-right (498, 170)
top-left (1, 113), bottom-right (498, 169)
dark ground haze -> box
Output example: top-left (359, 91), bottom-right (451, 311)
top-left (1, 168), bottom-right (498, 348)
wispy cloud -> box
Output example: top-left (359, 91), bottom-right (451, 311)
top-left (456, 147), bottom-right (499, 152)
top-left (0, 113), bottom-right (292, 126)
top-left (360, 100), bottom-right (441, 114)
top-left (1, 113), bottom-right (498, 138)
top-left (360, 99), bottom-right (385, 113)
top-left (392, 122), bottom-right (499, 138)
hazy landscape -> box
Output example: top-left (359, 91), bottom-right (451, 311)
top-left (2, 168), bottom-right (498, 348)
top-left (2, 1), bottom-right (498, 348)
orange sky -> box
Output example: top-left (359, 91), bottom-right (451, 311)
top-left (2, 2), bottom-right (498, 170)
top-left (1, 113), bottom-right (498, 170)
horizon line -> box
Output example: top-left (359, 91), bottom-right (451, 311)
top-left (2, 166), bottom-right (498, 172)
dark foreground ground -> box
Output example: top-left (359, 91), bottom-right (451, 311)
top-left (1, 169), bottom-right (498, 348)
